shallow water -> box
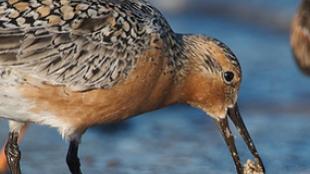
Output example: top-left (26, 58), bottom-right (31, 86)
top-left (1, 106), bottom-right (310, 174)
top-left (1, 1), bottom-right (310, 174)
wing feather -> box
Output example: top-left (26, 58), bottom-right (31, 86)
top-left (0, 0), bottom-right (172, 91)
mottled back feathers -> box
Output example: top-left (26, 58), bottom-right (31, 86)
top-left (0, 0), bottom-right (175, 90)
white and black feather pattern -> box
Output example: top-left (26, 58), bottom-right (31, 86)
top-left (0, 0), bottom-right (176, 91)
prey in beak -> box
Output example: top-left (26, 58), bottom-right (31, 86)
top-left (216, 104), bottom-right (265, 174)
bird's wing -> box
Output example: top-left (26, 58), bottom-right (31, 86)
top-left (0, 0), bottom-right (171, 91)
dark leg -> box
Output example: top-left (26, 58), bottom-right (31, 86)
top-left (4, 132), bottom-right (21, 174)
top-left (66, 141), bottom-right (82, 174)
top-left (1, 124), bottom-right (28, 174)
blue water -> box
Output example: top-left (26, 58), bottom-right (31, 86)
top-left (1, 1), bottom-right (310, 174)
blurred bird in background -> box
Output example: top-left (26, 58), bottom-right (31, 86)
top-left (291, 0), bottom-right (310, 74)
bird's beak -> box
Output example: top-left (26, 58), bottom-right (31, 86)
top-left (215, 103), bottom-right (265, 174)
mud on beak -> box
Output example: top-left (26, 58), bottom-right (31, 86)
top-left (215, 103), bottom-right (265, 174)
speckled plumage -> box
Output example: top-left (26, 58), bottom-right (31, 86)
top-left (0, 0), bottom-right (180, 90)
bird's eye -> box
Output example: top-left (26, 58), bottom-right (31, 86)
top-left (223, 71), bottom-right (235, 84)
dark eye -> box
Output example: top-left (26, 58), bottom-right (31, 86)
top-left (223, 71), bottom-right (235, 83)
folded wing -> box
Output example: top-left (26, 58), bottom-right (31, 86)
top-left (0, 0), bottom-right (170, 91)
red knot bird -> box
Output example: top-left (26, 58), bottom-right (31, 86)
top-left (0, 0), bottom-right (265, 173)
top-left (291, 0), bottom-right (310, 75)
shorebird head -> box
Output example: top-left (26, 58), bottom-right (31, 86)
top-left (179, 35), bottom-right (241, 119)
top-left (176, 34), bottom-right (265, 173)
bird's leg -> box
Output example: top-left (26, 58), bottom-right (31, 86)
top-left (5, 121), bottom-right (25, 174)
top-left (66, 140), bottom-right (82, 174)
top-left (216, 117), bottom-right (243, 174)
top-left (4, 132), bottom-right (21, 174)
top-left (0, 124), bottom-right (27, 174)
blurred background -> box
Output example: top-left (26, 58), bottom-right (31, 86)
top-left (1, 0), bottom-right (310, 173)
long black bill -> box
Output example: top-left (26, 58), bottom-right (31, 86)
top-left (227, 103), bottom-right (265, 173)
top-left (215, 103), bottom-right (265, 174)
top-left (216, 116), bottom-right (243, 174)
